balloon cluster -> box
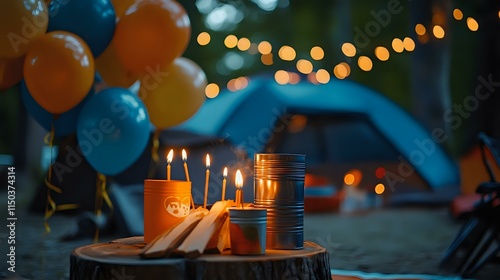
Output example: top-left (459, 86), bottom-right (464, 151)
top-left (0, 0), bottom-right (207, 176)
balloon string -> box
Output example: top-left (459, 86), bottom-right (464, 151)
top-left (43, 122), bottom-right (79, 233)
top-left (94, 173), bottom-right (113, 243)
top-left (148, 129), bottom-right (161, 178)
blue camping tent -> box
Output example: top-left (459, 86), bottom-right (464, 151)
top-left (174, 75), bottom-right (460, 203)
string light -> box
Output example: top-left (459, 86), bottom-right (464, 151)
top-left (205, 83), bottom-right (220, 98)
top-left (333, 62), bottom-right (350, 79)
top-left (358, 56), bottom-right (373, 72)
top-left (310, 46), bottom-right (324, 60)
top-left (466, 17), bottom-right (479, 31)
top-left (433, 25), bottom-right (445, 39)
top-left (224, 35), bottom-right (238, 48)
top-left (258, 41), bottom-right (272, 54)
top-left (316, 69), bottom-right (330, 84)
top-left (341, 42), bottom-right (356, 57)
top-left (197, 32), bottom-right (211, 46)
top-left (374, 46), bottom-right (390, 61)
top-left (203, 6), bottom-right (479, 97)
top-left (237, 37), bottom-right (251, 51)
top-left (296, 59), bottom-right (313, 74)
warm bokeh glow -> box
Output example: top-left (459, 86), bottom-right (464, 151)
top-left (197, 32), bottom-right (211, 46)
top-left (237, 37), bottom-right (251, 51)
top-left (296, 59), bottom-right (313, 74)
top-left (418, 33), bottom-right (430, 44)
top-left (392, 38), bottom-right (404, 53)
top-left (375, 183), bottom-right (385, 195)
top-left (403, 37), bottom-right (415, 52)
top-left (258, 41), bottom-right (272, 54)
top-left (344, 169), bottom-right (362, 186)
top-left (453, 9), bottom-right (463, 20)
top-left (358, 56), bottom-right (373, 71)
top-left (307, 72), bottom-right (319, 84)
top-left (433, 25), bottom-right (445, 39)
top-left (224, 35), bottom-right (238, 48)
top-left (205, 83), bottom-right (220, 98)
top-left (278, 45), bottom-right (296, 61)
top-left (288, 115), bottom-right (308, 133)
top-left (341, 42), bottom-right (356, 57)
top-left (288, 72), bottom-right (301, 84)
top-left (467, 17), bottom-right (479, 31)
top-left (333, 62), bottom-right (350, 79)
top-left (374, 46), bottom-right (390, 61)
top-left (227, 77), bottom-right (249, 92)
top-left (275, 70), bottom-right (289, 85)
top-left (316, 69), bottom-right (330, 84)
top-left (375, 167), bottom-right (386, 179)
top-left (310, 46), bottom-right (324, 60)
top-left (415, 24), bottom-right (426, 35)
top-left (261, 53), bottom-right (273, 65)
top-left (344, 174), bottom-right (355, 185)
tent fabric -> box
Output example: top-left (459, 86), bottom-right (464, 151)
top-left (174, 76), bottom-right (459, 191)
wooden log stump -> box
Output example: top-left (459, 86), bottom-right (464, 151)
top-left (70, 236), bottom-right (331, 280)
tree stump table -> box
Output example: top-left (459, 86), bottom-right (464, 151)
top-left (70, 236), bottom-right (331, 280)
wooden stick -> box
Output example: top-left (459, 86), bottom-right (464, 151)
top-left (141, 208), bottom-right (209, 259)
top-left (176, 200), bottom-right (230, 258)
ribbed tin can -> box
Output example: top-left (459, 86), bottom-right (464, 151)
top-left (253, 153), bottom-right (305, 249)
top-left (228, 208), bottom-right (267, 255)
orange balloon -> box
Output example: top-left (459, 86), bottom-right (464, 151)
top-left (0, 55), bottom-right (25, 90)
top-left (0, 0), bottom-right (49, 58)
top-left (114, 0), bottom-right (191, 76)
top-left (96, 40), bottom-right (138, 88)
top-left (140, 57), bottom-right (207, 129)
top-left (24, 31), bottom-right (95, 114)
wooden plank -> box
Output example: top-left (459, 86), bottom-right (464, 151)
top-left (140, 207), bottom-right (209, 259)
top-left (176, 200), bottom-right (230, 258)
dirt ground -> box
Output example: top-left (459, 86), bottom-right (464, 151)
top-left (1, 183), bottom-right (499, 280)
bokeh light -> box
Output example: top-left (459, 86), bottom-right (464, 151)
top-left (358, 56), bottom-right (373, 71)
top-left (375, 46), bottom-right (390, 61)
top-left (197, 32), bottom-right (211, 46)
top-left (341, 42), bottom-right (356, 57)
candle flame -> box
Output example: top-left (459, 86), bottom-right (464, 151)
top-left (206, 154), bottom-right (210, 169)
top-left (235, 169), bottom-right (243, 189)
top-left (182, 149), bottom-right (187, 162)
top-left (166, 149), bottom-right (173, 164)
top-left (223, 167), bottom-right (228, 177)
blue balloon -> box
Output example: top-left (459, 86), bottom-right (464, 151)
top-left (47, 0), bottom-right (116, 57)
top-left (21, 80), bottom-right (95, 137)
top-left (76, 87), bottom-right (151, 176)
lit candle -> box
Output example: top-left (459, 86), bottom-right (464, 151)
top-left (166, 149), bottom-right (173, 180)
top-left (182, 149), bottom-right (190, 182)
top-left (235, 169), bottom-right (244, 209)
top-left (181, 149), bottom-right (195, 209)
top-left (221, 167), bottom-right (228, 200)
top-left (203, 154), bottom-right (210, 208)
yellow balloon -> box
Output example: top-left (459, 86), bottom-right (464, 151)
top-left (140, 57), bottom-right (207, 129)
top-left (96, 40), bottom-right (138, 88)
top-left (0, 0), bottom-right (49, 58)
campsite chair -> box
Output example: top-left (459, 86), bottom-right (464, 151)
top-left (439, 132), bottom-right (500, 277)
